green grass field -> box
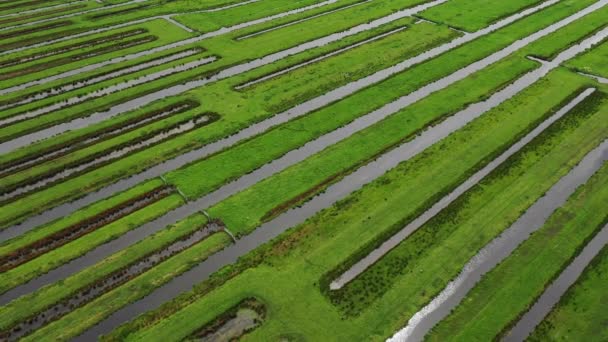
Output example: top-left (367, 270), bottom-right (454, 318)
top-left (1, 0), bottom-right (607, 340)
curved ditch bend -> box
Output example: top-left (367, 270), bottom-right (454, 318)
top-left (0, 0), bottom-right (579, 245)
top-left (330, 88), bottom-right (597, 290)
top-left (0, 56), bottom-right (216, 127)
top-left (69, 24), bottom-right (608, 341)
top-left (0, 0), bottom-right (149, 32)
top-left (0, 0), bottom-right (345, 93)
top-left (0, 101), bottom-right (199, 176)
top-left (0, 115), bottom-right (215, 202)
top-left (0, 48), bottom-right (202, 111)
top-left (236, 0), bottom-right (373, 41)
top-left (0, 222), bottom-right (225, 342)
top-left (388, 139), bottom-right (608, 342)
top-left (503, 223), bottom-right (608, 342)
top-left (0, 186), bottom-right (173, 272)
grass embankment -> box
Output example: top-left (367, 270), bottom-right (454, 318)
top-left (206, 55), bottom-right (535, 235)
top-left (0, 20), bottom-right (454, 193)
top-left (426, 156), bottom-right (608, 341)
top-left (0, 19), bottom-right (193, 89)
top-left (172, 0), bottom-right (374, 33)
top-left (0, 13), bottom-right (451, 227)
top-left (527, 5), bottom-right (608, 60)
top-left (0, 192), bottom-right (184, 295)
top-left (567, 39), bottom-right (608, 78)
top-left (0, 214), bottom-right (230, 335)
top-left (419, 0), bottom-right (543, 32)
top-left (104, 69), bottom-right (603, 342)
top-left (0, 179), bottom-right (164, 258)
top-left (528, 244), bottom-right (608, 342)
top-left (20, 225), bottom-right (231, 341)
top-left (331, 88), bottom-right (608, 317)
top-left (1, 0), bottom-right (599, 226)
top-left (0, 0), bottom-right (436, 141)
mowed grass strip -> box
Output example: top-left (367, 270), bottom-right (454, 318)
top-left (21, 228), bottom-right (231, 341)
top-left (426, 156), bottom-right (608, 341)
top-left (0, 19), bottom-right (193, 90)
top-left (0, 0), bottom-right (596, 229)
top-left (0, 214), bottom-right (226, 332)
top-left (567, 39), bottom-right (608, 78)
top-left (419, 0), bottom-right (543, 32)
top-left (207, 55), bottom-right (535, 235)
top-left (105, 70), bottom-right (601, 342)
top-left (526, 4), bottom-right (608, 60)
top-left (0, 179), bottom-right (164, 258)
top-left (528, 244), bottom-right (608, 342)
top-left (0, 193), bottom-right (184, 295)
top-left (331, 86), bottom-right (608, 317)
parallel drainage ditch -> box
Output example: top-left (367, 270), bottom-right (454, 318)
top-left (0, 0), bottom-right (597, 295)
top-left (0, 114), bottom-right (216, 203)
top-left (329, 89), bottom-right (597, 290)
top-left (0, 55), bottom-right (216, 127)
top-left (0, 186), bottom-right (173, 272)
top-left (503, 222), bottom-right (608, 342)
top-left (0, 221), bottom-right (225, 341)
top-left (388, 138), bottom-right (608, 342)
top-left (70, 21), bottom-right (608, 340)
top-left (0, 101), bottom-right (199, 177)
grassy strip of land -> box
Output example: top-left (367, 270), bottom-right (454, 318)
top-left (528, 244), bottom-right (608, 342)
top-left (330, 88), bottom-right (608, 316)
top-left (0, 21), bottom-right (453, 191)
top-left (426, 158), bottom-right (608, 341)
top-left (0, 110), bottom-right (215, 191)
top-left (0, 0), bottom-right (436, 139)
top-left (419, 0), bottom-right (543, 32)
top-left (0, 16), bottom-right (445, 227)
top-left (567, 39), bottom-right (608, 78)
top-left (0, 179), bottom-right (164, 258)
top-left (0, 193), bottom-right (184, 295)
top-left (0, 14), bottom-right (413, 168)
top-left (0, 0), bottom-right (596, 228)
top-left (0, 19), bottom-right (193, 89)
top-left (207, 55), bottom-right (535, 235)
top-left (0, 213), bottom-right (226, 331)
top-left (104, 70), bottom-right (601, 342)
top-left (21, 229), bottom-right (231, 341)
top-left (527, 5), bottom-right (608, 60)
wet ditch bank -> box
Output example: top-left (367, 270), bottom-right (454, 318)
top-left (0, 20), bottom-right (71, 40)
top-left (0, 222), bottom-right (226, 341)
top-left (0, 0), bottom-right (546, 234)
top-left (0, 113), bottom-right (218, 203)
top-left (0, 185), bottom-right (173, 272)
top-left (0, 3), bottom-right (86, 26)
top-left (191, 298), bottom-right (265, 342)
top-left (0, 48), bottom-right (202, 111)
top-left (503, 223), bottom-right (608, 342)
top-left (0, 28), bottom-right (147, 69)
top-left (0, 55), bottom-right (216, 128)
top-left (236, 0), bottom-right (372, 41)
top-left (329, 88), bottom-right (598, 290)
top-left (0, 100), bottom-right (199, 177)
top-left (388, 138), bottom-right (608, 342)
top-left (0, 35), bottom-right (158, 82)
top-left (70, 19), bottom-right (608, 339)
